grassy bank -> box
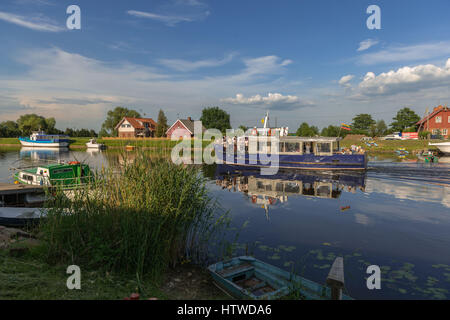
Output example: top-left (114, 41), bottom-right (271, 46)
top-left (0, 137), bottom-right (212, 150)
top-left (341, 137), bottom-right (444, 154)
top-left (0, 152), bottom-right (230, 299)
top-left (0, 249), bottom-right (226, 300)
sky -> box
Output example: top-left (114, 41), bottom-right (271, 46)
top-left (0, 0), bottom-right (449, 131)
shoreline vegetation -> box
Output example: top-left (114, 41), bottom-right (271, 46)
top-left (0, 136), bottom-right (445, 154)
top-left (0, 151), bottom-right (231, 300)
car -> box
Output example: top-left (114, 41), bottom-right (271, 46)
top-left (381, 134), bottom-right (403, 140)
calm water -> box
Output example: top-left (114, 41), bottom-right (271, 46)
top-left (1, 147), bottom-right (450, 300)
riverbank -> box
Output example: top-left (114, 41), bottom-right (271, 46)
top-left (0, 137), bottom-right (211, 150)
top-left (0, 247), bottom-right (226, 300)
top-left (340, 137), bottom-right (444, 154)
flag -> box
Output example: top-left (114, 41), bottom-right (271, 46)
top-left (261, 118), bottom-right (265, 124)
top-left (341, 123), bottom-right (351, 131)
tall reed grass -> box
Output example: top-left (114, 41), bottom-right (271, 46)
top-left (40, 150), bottom-right (227, 280)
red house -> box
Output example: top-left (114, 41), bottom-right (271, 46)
top-left (166, 117), bottom-right (205, 138)
top-left (417, 105), bottom-right (450, 138)
top-left (115, 117), bottom-right (157, 138)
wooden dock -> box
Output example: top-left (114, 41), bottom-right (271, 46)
top-left (0, 183), bottom-right (44, 196)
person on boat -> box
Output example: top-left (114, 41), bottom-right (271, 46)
top-left (305, 143), bottom-right (311, 154)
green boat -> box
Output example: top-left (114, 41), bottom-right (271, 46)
top-left (14, 161), bottom-right (93, 188)
top-left (208, 256), bottom-right (352, 300)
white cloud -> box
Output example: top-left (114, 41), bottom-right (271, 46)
top-left (243, 56), bottom-right (292, 76)
top-left (221, 93), bottom-right (314, 110)
top-left (358, 41), bottom-right (450, 65)
top-left (357, 58), bottom-right (450, 96)
top-left (127, 9), bottom-right (210, 26)
top-left (223, 93), bottom-right (300, 105)
top-left (357, 39), bottom-right (379, 52)
top-left (0, 48), bottom-right (297, 127)
top-left (0, 11), bottom-right (63, 32)
top-left (159, 53), bottom-right (235, 71)
top-left (338, 75), bottom-right (354, 87)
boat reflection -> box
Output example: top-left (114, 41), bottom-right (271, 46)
top-left (19, 147), bottom-right (70, 161)
top-left (215, 165), bottom-right (366, 219)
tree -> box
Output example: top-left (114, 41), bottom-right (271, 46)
top-left (321, 125), bottom-right (347, 137)
top-left (296, 122), bottom-right (319, 137)
top-left (0, 121), bottom-right (21, 137)
top-left (352, 114), bottom-right (375, 132)
top-left (155, 109), bottom-right (168, 137)
top-left (390, 107), bottom-right (420, 132)
top-left (375, 120), bottom-right (387, 136)
top-left (16, 114), bottom-right (57, 136)
top-left (200, 107), bottom-right (231, 134)
top-left (101, 107), bottom-right (141, 137)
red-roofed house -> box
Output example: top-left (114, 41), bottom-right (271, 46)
top-left (417, 105), bottom-right (450, 138)
top-left (115, 117), bottom-right (157, 138)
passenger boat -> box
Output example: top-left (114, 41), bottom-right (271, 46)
top-left (208, 256), bottom-right (352, 300)
top-left (19, 131), bottom-right (70, 147)
top-left (14, 161), bottom-right (93, 188)
top-left (86, 138), bottom-right (105, 149)
top-left (429, 142), bottom-right (450, 154)
top-left (215, 136), bottom-right (367, 170)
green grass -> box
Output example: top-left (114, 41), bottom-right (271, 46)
top-left (0, 137), bottom-right (20, 145)
top-left (40, 151), bottom-right (228, 281)
top-left (341, 137), bottom-right (445, 153)
top-left (0, 249), bottom-right (166, 300)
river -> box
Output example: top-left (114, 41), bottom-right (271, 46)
top-left (1, 147), bottom-right (449, 300)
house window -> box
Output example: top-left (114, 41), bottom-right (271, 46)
top-left (436, 116), bottom-right (442, 123)
top-left (448, 116), bottom-right (450, 123)
top-left (432, 129), bottom-right (439, 135)
top-left (443, 129), bottom-right (448, 136)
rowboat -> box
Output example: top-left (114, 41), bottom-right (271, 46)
top-left (208, 256), bottom-right (352, 300)
top-left (0, 207), bottom-right (47, 227)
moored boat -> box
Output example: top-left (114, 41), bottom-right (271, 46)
top-left (208, 256), bottom-right (352, 300)
top-left (86, 138), bottom-right (105, 149)
top-left (215, 136), bottom-right (367, 170)
top-left (429, 142), bottom-right (450, 154)
top-left (14, 161), bottom-right (93, 188)
top-left (19, 131), bottom-right (70, 148)
top-left (0, 207), bottom-right (47, 227)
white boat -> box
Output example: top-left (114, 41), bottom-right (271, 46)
top-left (429, 142), bottom-right (450, 154)
top-left (0, 207), bottom-right (47, 227)
top-left (86, 139), bottom-right (105, 149)
top-left (19, 131), bottom-right (70, 147)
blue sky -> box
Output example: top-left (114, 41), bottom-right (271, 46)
top-left (0, 0), bottom-right (449, 130)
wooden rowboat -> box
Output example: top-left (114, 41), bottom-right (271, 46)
top-left (208, 256), bottom-right (352, 300)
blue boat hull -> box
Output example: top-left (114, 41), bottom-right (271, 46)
top-left (214, 145), bottom-right (367, 170)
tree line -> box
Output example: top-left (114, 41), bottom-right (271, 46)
top-left (295, 107), bottom-right (421, 138)
top-left (0, 114), bottom-right (97, 138)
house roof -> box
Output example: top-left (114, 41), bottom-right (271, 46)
top-left (115, 117), bottom-right (157, 130)
top-left (166, 118), bottom-right (205, 135)
top-left (417, 105), bottom-right (449, 125)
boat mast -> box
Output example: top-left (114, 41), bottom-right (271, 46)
top-left (263, 111), bottom-right (269, 129)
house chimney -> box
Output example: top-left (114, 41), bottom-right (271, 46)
top-left (187, 117), bottom-right (192, 121)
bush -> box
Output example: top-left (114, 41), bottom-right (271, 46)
top-left (40, 153), bottom-right (227, 280)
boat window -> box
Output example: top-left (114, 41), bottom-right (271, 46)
top-left (279, 142), bottom-right (285, 152)
top-left (303, 142), bottom-right (313, 154)
top-left (285, 142), bottom-right (300, 153)
top-left (284, 183), bottom-right (300, 193)
top-left (316, 143), bottom-right (331, 153)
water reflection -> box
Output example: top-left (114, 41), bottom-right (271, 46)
top-left (19, 147), bottom-right (70, 161)
top-left (215, 165), bottom-right (366, 219)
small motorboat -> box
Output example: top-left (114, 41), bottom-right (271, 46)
top-left (208, 256), bottom-right (352, 300)
top-left (0, 207), bottom-right (47, 227)
top-left (429, 142), bottom-right (450, 154)
top-left (86, 139), bottom-right (105, 149)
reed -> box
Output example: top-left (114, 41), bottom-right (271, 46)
top-left (39, 150), bottom-right (227, 280)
